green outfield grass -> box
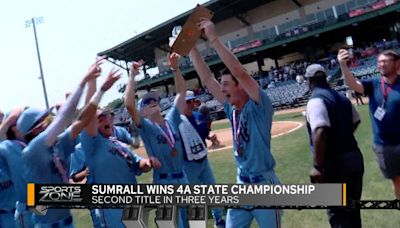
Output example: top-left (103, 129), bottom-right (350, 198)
top-left (72, 105), bottom-right (400, 227)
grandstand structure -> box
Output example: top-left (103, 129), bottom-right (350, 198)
top-left (99, 0), bottom-right (400, 121)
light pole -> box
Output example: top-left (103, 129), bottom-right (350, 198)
top-left (25, 17), bottom-right (50, 109)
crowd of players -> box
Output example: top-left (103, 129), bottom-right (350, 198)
top-left (0, 17), bottom-right (400, 228)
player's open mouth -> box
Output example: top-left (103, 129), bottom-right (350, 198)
top-left (226, 94), bottom-right (231, 98)
top-left (104, 125), bottom-right (110, 129)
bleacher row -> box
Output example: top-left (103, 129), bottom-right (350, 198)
top-left (117, 50), bottom-right (387, 123)
top-left (266, 80), bottom-right (309, 110)
top-left (141, 0), bottom-right (396, 81)
top-left (114, 53), bottom-right (382, 124)
top-left (155, 79), bottom-right (310, 120)
top-left (113, 40), bottom-right (399, 124)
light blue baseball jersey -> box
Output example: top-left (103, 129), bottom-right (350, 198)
top-left (0, 140), bottom-right (27, 202)
top-left (79, 130), bottom-right (143, 228)
top-left (79, 130), bottom-right (142, 184)
top-left (69, 146), bottom-right (86, 180)
top-left (22, 128), bottom-right (77, 224)
top-left (0, 168), bottom-right (15, 211)
top-left (0, 140), bottom-right (34, 227)
top-left (0, 169), bottom-right (16, 228)
top-left (138, 106), bottom-right (186, 180)
top-left (223, 88), bottom-right (276, 174)
top-left (113, 126), bottom-right (133, 145)
top-left (69, 126), bottom-right (133, 180)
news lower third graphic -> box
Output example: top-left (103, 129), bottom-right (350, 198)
top-left (27, 183), bottom-right (346, 208)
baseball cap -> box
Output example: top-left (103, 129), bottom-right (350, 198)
top-left (16, 107), bottom-right (53, 136)
top-left (304, 64), bottom-right (327, 78)
top-left (199, 104), bottom-right (211, 123)
top-left (96, 108), bottom-right (114, 118)
top-left (138, 91), bottom-right (160, 111)
top-left (185, 90), bottom-right (196, 101)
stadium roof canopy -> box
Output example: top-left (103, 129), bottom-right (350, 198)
top-left (98, 0), bottom-right (296, 67)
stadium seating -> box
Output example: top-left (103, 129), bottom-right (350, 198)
top-left (265, 80), bottom-right (309, 110)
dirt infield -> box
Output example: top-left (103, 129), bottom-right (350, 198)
top-left (207, 121), bottom-right (303, 152)
top-left (134, 121), bottom-right (303, 156)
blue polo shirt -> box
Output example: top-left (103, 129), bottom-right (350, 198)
top-left (223, 88), bottom-right (275, 175)
top-left (362, 77), bottom-right (400, 146)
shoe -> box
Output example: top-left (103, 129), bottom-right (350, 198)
top-left (214, 218), bottom-right (226, 228)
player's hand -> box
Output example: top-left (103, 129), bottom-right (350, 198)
top-left (100, 68), bottom-right (121, 91)
top-left (210, 134), bottom-right (217, 141)
top-left (129, 60), bottom-right (144, 78)
top-left (168, 52), bottom-right (181, 70)
top-left (84, 56), bottom-right (106, 82)
top-left (309, 167), bottom-right (324, 183)
top-left (198, 18), bottom-right (217, 43)
top-left (337, 49), bottom-right (350, 65)
top-left (83, 167), bottom-right (90, 177)
top-left (149, 156), bottom-right (161, 169)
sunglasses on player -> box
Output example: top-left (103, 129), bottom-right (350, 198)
top-left (142, 98), bottom-right (159, 106)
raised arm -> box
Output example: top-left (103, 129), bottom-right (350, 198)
top-left (199, 18), bottom-right (261, 103)
top-left (70, 68), bottom-right (121, 139)
top-left (83, 57), bottom-right (103, 137)
top-left (169, 52), bottom-right (186, 113)
top-left (43, 58), bottom-right (105, 146)
top-left (124, 61), bottom-right (142, 126)
top-left (189, 47), bottom-right (225, 103)
top-left (337, 49), bottom-right (364, 94)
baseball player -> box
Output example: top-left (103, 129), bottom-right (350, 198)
top-left (78, 65), bottom-right (160, 228)
top-left (124, 55), bottom-right (189, 228)
top-left (0, 169), bottom-right (16, 228)
top-left (69, 110), bottom-right (135, 184)
top-left (190, 18), bottom-right (281, 227)
top-left (179, 91), bottom-right (226, 228)
top-left (16, 58), bottom-right (118, 227)
top-left (0, 108), bottom-right (34, 227)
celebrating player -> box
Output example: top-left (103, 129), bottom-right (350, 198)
top-left (78, 64), bottom-right (159, 228)
top-left (124, 54), bottom-right (189, 228)
top-left (16, 58), bottom-right (118, 227)
top-left (189, 18), bottom-right (281, 227)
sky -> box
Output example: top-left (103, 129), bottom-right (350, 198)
top-left (0, 0), bottom-right (209, 112)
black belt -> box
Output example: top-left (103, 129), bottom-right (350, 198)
top-left (159, 172), bottom-right (184, 179)
top-left (50, 216), bottom-right (73, 228)
top-left (239, 174), bottom-right (265, 183)
top-left (0, 209), bottom-right (14, 214)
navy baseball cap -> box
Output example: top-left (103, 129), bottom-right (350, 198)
top-left (16, 107), bottom-right (53, 136)
top-left (305, 64), bottom-right (327, 78)
top-left (138, 91), bottom-right (160, 111)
